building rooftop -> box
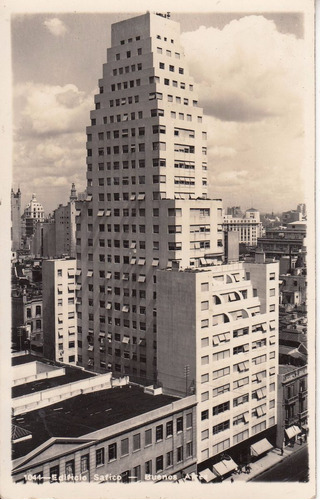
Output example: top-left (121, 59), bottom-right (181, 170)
top-left (12, 365), bottom-right (95, 398)
top-left (12, 354), bottom-right (52, 366)
top-left (279, 364), bottom-right (297, 375)
top-left (12, 385), bottom-right (177, 460)
top-left (279, 332), bottom-right (307, 346)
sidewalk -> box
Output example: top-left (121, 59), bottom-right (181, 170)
top-left (230, 441), bottom-right (308, 482)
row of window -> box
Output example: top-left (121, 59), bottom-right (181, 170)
top-left (201, 350), bottom-right (275, 365)
top-left (114, 47), bottom-right (143, 60)
top-left (202, 337), bottom-right (273, 351)
top-left (26, 305), bottom-right (41, 317)
top-left (90, 112), bottom-right (202, 126)
top-left (205, 366), bottom-right (275, 384)
top-left (201, 382), bottom-right (276, 402)
top-left (88, 159), bottom-right (204, 172)
top-left (89, 143), bottom-right (204, 157)
top-left (87, 127), bottom-right (205, 143)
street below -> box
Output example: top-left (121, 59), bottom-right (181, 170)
top-left (251, 445), bottom-right (308, 482)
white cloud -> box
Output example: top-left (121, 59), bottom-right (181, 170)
top-left (181, 16), bottom-right (306, 211)
top-left (181, 16), bottom-right (304, 123)
top-left (14, 82), bottom-right (92, 136)
top-left (13, 83), bottom-right (90, 212)
top-left (44, 18), bottom-right (67, 37)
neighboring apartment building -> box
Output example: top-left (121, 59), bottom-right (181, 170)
top-left (12, 383), bottom-right (197, 484)
top-left (223, 208), bottom-right (263, 247)
top-left (12, 291), bottom-right (43, 352)
top-left (43, 259), bottom-right (77, 365)
top-left (257, 222), bottom-right (306, 260)
top-left (276, 365), bottom-right (308, 447)
top-left (157, 260), bottom-right (279, 471)
top-left (11, 188), bottom-right (22, 251)
top-left (76, 12), bottom-right (224, 383)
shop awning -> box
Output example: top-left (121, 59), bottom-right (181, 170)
top-left (199, 469), bottom-right (217, 483)
top-left (212, 458), bottom-right (238, 477)
top-left (285, 425), bottom-right (301, 440)
top-left (250, 438), bottom-right (273, 457)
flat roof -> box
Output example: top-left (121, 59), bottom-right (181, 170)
top-left (279, 364), bottom-right (302, 375)
top-left (12, 354), bottom-right (47, 366)
top-left (12, 365), bottom-right (95, 398)
top-left (12, 385), bottom-right (177, 460)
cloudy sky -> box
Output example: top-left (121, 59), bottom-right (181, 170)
top-left (11, 10), bottom-right (311, 214)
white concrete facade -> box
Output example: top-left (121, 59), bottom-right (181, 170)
top-left (43, 259), bottom-right (77, 365)
top-left (157, 261), bottom-right (279, 465)
top-left (223, 209), bottom-right (262, 247)
top-left (76, 12), bottom-right (224, 382)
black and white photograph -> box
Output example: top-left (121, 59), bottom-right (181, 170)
top-left (0, 0), bottom-right (316, 498)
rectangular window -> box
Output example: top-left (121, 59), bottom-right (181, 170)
top-left (177, 446), bottom-right (183, 463)
top-left (166, 450), bottom-right (173, 468)
top-left (156, 456), bottom-right (163, 473)
top-left (133, 433), bottom-right (141, 451)
top-left (212, 420), bottom-right (230, 435)
top-left (121, 438), bottom-right (129, 456)
top-left (212, 401), bottom-right (230, 416)
top-left (166, 421), bottom-right (173, 437)
top-left (156, 425), bottom-right (163, 441)
top-left (108, 442), bottom-right (117, 461)
top-left (96, 448), bottom-right (105, 467)
top-left (145, 460), bottom-right (152, 475)
top-left (212, 349), bottom-right (230, 361)
top-left (145, 429), bottom-right (152, 446)
top-left (213, 383), bottom-right (230, 397)
top-left (80, 455), bottom-right (89, 473)
top-left (213, 366), bottom-right (230, 380)
top-left (176, 416), bottom-right (183, 433)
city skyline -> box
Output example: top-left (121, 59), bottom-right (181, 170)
top-left (11, 10), bottom-right (309, 214)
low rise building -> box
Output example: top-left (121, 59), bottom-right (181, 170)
top-left (11, 287), bottom-right (43, 353)
top-left (276, 365), bottom-right (308, 447)
top-left (257, 222), bottom-right (306, 261)
top-left (12, 379), bottom-right (197, 483)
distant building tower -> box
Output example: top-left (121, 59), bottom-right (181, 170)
top-left (11, 188), bottom-right (22, 251)
top-left (70, 183), bottom-right (77, 202)
top-left (23, 194), bottom-right (45, 238)
top-left (223, 208), bottom-right (262, 247)
top-left (297, 203), bottom-right (306, 218)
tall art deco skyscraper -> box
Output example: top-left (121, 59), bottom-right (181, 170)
top-left (76, 12), bottom-right (225, 382)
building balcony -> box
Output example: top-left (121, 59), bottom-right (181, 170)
top-left (284, 394), bottom-right (299, 405)
top-left (299, 389), bottom-right (307, 398)
top-left (285, 416), bottom-right (299, 427)
top-left (298, 409), bottom-right (308, 420)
